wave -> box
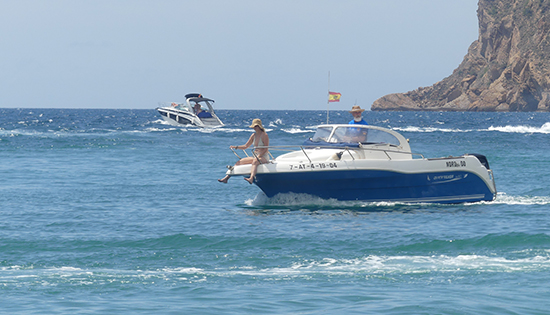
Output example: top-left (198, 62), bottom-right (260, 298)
top-left (492, 192), bottom-right (550, 205)
top-left (393, 126), bottom-right (470, 133)
top-left (488, 122), bottom-right (550, 134)
top-left (151, 122), bottom-right (550, 135)
top-left (246, 192), bottom-right (463, 210)
top-left (280, 128), bottom-right (313, 134)
top-left (245, 192), bottom-right (550, 210)
top-left (395, 122), bottom-right (550, 134)
top-left (151, 118), bottom-right (173, 126)
top-left (272, 253), bottom-right (550, 275)
top-left (247, 192), bottom-right (341, 208)
top-left (5, 118), bottom-right (549, 141)
top-left (152, 118), bottom-right (314, 134)
top-left (0, 128), bottom-right (177, 138)
top-left (268, 118), bottom-right (283, 127)
top-left (0, 129), bottom-right (42, 137)
top-left (4, 251), bottom-right (550, 286)
top-left (143, 126), bottom-right (179, 132)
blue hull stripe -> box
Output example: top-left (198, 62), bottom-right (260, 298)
top-left (255, 169), bottom-right (494, 203)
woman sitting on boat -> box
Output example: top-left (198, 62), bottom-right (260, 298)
top-left (218, 118), bottom-right (269, 184)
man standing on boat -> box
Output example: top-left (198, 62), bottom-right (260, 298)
top-left (347, 105), bottom-right (368, 142)
top-left (349, 105), bottom-right (368, 125)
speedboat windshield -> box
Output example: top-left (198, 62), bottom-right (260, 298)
top-left (357, 128), bottom-right (401, 146)
top-left (311, 127), bottom-right (333, 142)
top-left (310, 125), bottom-right (402, 146)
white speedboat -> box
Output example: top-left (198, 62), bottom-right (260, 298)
top-left (224, 124), bottom-right (497, 203)
top-left (156, 93), bottom-right (224, 127)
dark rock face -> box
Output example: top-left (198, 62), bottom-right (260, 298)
top-left (371, 0), bottom-right (550, 112)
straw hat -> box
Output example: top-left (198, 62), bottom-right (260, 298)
top-left (249, 118), bottom-right (264, 131)
top-left (349, 105), bottom-right (365, 113)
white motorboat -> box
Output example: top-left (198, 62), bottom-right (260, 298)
top-left (223, 124), bottom-right (497, 204)
top-left (156, 93), bottom-right (224, 127)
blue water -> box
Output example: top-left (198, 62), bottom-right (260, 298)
top-left (1, 108), bottom-right (550, 314)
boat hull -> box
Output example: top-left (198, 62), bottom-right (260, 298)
top-left (254, 168), bottom-right (495, 203)
top-left (157, 108), bottom-right (197, 126)
top-left (229, 153), bottom-right (496, 204)
top-left (225, 125), bottom-right (496, 204)
top-left (156, 106), bottom-right (223, 127)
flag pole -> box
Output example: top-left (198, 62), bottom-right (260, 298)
top-left (327, 71), bottom-right (330, 124)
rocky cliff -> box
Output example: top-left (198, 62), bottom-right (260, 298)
top-left (371, 0), bottom-right (550, 112)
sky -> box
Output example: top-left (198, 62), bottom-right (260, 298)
top-left (1, 0), bottom-right (479, 110)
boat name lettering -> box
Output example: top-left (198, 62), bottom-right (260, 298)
top-left (289, 162), bottom-right (338, 170)
top-left (446, 160), bottom-right (466, 167)
top-left (433, 175), bottom-right (455, 180)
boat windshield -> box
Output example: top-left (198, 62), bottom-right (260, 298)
top-left (311, 127), bottom-right (333, 142)
top-left (173, 103), bottom-right (191, 111)
top-left (358, 128), bottom-right (401, 146)
top-left (311, 126), bottom-right (401, 146)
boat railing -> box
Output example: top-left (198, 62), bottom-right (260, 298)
top-left (230, 145), bottom-right (425, 163)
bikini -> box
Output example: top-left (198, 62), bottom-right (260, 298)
top-left (253, 133), bottom-right (269, 160)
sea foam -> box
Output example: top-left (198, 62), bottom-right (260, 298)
top-left (488, 122), bottom-right (550, 134)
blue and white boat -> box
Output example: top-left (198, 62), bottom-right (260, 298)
top-left (156, 93), bottom-right (224, 127)
top-left (224, 124), bottom-right (497, 203)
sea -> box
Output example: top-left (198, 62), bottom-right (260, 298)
top-left (1, 108), bottom-right (550, 314)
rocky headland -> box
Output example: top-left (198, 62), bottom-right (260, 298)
top-left (371, 0), bottom-right (550, 112)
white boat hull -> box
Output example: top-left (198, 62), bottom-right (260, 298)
top-left (157, 107), bottom-right (223, 127)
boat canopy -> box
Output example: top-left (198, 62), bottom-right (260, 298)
top-left (187, 97), bottom-right (215, 103)
top-left (184, 93), bottom-right (215, 103)
top-left (185, 93), bottom-right (202, 99)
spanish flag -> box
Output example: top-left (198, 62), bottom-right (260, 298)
top-left (328, 91), bottom-right (341, 102)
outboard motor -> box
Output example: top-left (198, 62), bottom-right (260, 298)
top-left (468, 153), bottom-right (490, 169)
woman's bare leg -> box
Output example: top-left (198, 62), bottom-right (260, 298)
top-left (245, 158), bottom-right (266, 184)
top-left (236, 157), bottom-right (254, 165)
top-left (219, 158), bottom-right (254, 183)
top-left (218, 174), bottom-right (231, 183)
top-left (244, 162), bottom-right (258, 184)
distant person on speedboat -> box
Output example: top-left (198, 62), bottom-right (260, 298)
top-left (193, 103), bottom-right (202, 115)
top-left (218, 118), bottom-right (270, 184)
top-left (194, 103), bottom-right (213, 118)
top-left (349, 105), bottom-right (368, 125)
